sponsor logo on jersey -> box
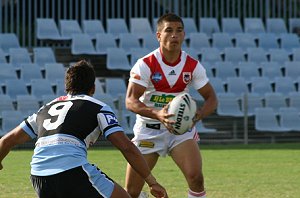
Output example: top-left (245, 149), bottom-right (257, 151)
top-left (168, 70), bottom-right (176, 75)
top-left (104, 113), bottom-right (119, 125)
top-left (150, 94), bottom-right (175, 107)
top-left (151, 72), bottom-right (162, 83)
top-left (183, 72), bottom-right (192, 84)
top-left (139, 140), bottom-right (155, 148)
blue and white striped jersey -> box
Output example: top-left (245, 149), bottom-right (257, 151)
top-left (20, 94), bottom-right (124, 176)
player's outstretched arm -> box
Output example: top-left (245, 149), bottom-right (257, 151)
top-left (0, 126), bottom-right (31, 171)
top-left (107, 131), bottom-right (168, 198)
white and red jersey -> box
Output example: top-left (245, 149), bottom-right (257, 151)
top-left (129, 48), bottom-right (209, 125)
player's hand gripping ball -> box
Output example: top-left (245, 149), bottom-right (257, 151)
top-left (168, 93), bottom-right (197, 135)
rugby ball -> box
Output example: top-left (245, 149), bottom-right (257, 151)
top-left (168, 93), bottom-right (197, 135)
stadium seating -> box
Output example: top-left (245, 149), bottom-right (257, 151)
top-left (216, 93), bottom-right (244, 117)
top-left (106, 48), bottom-right (131, 71)
top-left (264, 92), bottom-right (288, 114)
top-left (240, 93), bottom-right (263, 116)
top-left (95, 33), bottom-right (117, 55)
top-left (1, 110), bottom-right (24, 132)
top-left (278, 107), bottom-right (300, 131)
top-left (266, 18), bottom-right (288, 36)
top-left (106, 18), bottom-right (129, 39)
top-left (221, 18), bottom-right (243, 38)
top-left (212, 32), bottom-right (234, 51)
top-left (104, 77), bottom-right (127, 98)
top-left (243, 18), bottom-right (266, 37)
top-left (0, 65), bottom-right (18, 84)
top-left (82, 19), bottom-right (105, 39)
top-left (223, 47), bottom-right (246, 63)
top-left (199, 18), bottom-right (221, 38)
top-left (36, 18), bottom-right (63, 41)
top-left (30, 79), bottom-right (56, 100)
top-left (16, 95), bottom-right (40, 117)
top-left (71, 34), bottom-right (98, 55)
top-left (19, 63), bottom-right (43, 84)
top-left (234, 33), bottom-right (257, 52)
top-left (33, 47), bottom-right (57, 68)
top-left (226, 77), bottom-right (249, 98)
top-left (189, 33), bottom-right (211, 51)
top-left (0, 33), bottom-right (21, 55)
top-left (129, 17), bottom-right (153, 39)
top-left (254, 107), bottom-right (290, 132)
top-left (182, 17), bottom-right (199, 39)
top-left (284, 61), bottom-right (300, 81)
top-left (9, 48), bottom-right (32, 68)
top-left (59, 19), bottom-right (83, 40)
top-left (5, 79), bottom-right (30, 100)
top-left (118, 33), bottom-right (142, 54)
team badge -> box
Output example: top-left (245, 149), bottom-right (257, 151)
top-left (151, 72), bottom-right (162, 83)
top-left (103, 113), bottom-right (119, 125)
top-left (183, 72), bottom-right (192, 84)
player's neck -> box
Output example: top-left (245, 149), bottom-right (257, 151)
top-left (160, 48), bottom-right (181, 66)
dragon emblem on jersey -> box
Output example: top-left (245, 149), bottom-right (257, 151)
top-left (183, 72), bottom-right (192, 84)
top-left (151, 72), bottom-right (162, 83)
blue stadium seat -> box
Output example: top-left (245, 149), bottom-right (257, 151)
top-left (234, 33), bottom-right (257, 52)
top-left (243, 18), bottom-right (266, 38)
top-left (19, 63), bottom-right (43, 84)
top-left (182, 17), bottom-right (199, 39)
top-left (216, 93), bottom-right (244, 117)
top-left (106, 48), bottom-right (131, 71)
top-left (199, 18), bottom-right (221, 38)
top-left (278, 107), bottom-right (300, 131)
top-left (59, 19), bottom-right (83, 40)
top-left (266, 18), bottom-right (288, 37)
top-left (36, 18), bottom-right (63, 41)
top-left (221, 18), bottom-right (243, 38)
top-left (129, 18), bottom-right (153, 39)
top-left (33, 47), bottom-right (57, 68)
top-left (254, 107), bottom-right (290, 132)
top-left (9, 48), bottom-right (32, 68)
top-left (0, 33), bottom-right (21, 55)
top-left (95, 33), bottom-right (117, 55)
top-left (189, 33), bottom-right (211, 51)
top-left (106, 18), bottom-right (129, 39)
top-left (71, 34), bottom-right (98, 55)
top-left (212, 32), bottom-right (234, 51)
top-left (119, 33), bottom-right (142, 54)
top-left (82, 19), bottom-right (105, 39)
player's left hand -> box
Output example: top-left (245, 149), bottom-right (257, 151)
top-left (149, 183), bottom-right (168, 198)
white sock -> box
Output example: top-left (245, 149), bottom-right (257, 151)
top-left (188, 189), bottom-right (206, 198)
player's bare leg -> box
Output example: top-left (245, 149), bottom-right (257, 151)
top-left (125, 153), bottom-right (159, 198)
top-left (170, 139), bottom-right (206, 197)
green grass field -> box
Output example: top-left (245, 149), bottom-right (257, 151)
top-left (0, 143), bottom-right (300, 198)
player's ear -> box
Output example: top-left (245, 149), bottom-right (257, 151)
top-left (89, 84), bottom-right (95, 96)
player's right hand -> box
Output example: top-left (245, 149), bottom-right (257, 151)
top-left (149, 183), bottom-right (168, 198)
top-left (157, 104), bottom-right (175, 134)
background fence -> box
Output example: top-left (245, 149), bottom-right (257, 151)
top-left (1, 0), bottom-right (300, 47)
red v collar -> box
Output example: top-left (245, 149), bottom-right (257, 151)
top-left (160, 48), bottom-right (181, 66)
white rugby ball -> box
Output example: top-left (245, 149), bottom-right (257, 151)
top-left (168, 93), bottom-right (197, 135)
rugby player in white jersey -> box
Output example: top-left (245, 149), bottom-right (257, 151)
top-left (125, 13), bottom-right (218, 198)
top-left (0, 60), bottom-right (168, 198)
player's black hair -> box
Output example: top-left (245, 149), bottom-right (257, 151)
top-left (156, 13), bottom-right (184, 31)
top-left (65, 60), bottom-right (95, 95)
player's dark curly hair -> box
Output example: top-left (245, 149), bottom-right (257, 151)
top-left (65, 60), bottom-right (95, 95)
top-left (156, 13), bottom-right (184, 32)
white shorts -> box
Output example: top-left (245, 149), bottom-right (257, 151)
top-left (131, 122), bottom-right (199, 157)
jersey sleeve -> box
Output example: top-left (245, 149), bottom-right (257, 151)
top-left (128, 59), bottom-right (151, 88)
top-left (191, 62), bottom-right (209, 90)
top-left (97, 105), bottom-right (124, 138)
top-left (20, 113), bottom-right (38, 139)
